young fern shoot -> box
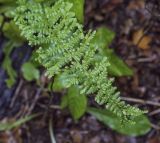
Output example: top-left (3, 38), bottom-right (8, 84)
top-left (14, 0), bottom-right (145, 123)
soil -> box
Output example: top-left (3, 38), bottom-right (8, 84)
top-left (0, 0), bottom-right (160, 143)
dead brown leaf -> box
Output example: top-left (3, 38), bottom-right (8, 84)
top-left (133, 29), bottom-right (152, 50)
top-left (148, 136), bottom-right (160, 143)
top-left (0, 129), bottom-right (22, 143)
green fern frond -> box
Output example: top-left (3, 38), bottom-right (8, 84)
top-left (14, 0), bottom-right (145, 123)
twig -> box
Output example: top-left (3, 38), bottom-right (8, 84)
top-left (15, 90), bottom-right (29, 118)
top-left (10, 79), bottom-right (23, 108)
top-left (137, 55), bottom-right (157, 62)
top-left (26, 88), bottom-right (41, 115)
top-left (121, 97), bottom-right (160, 107)
top-left (49, 116), bottom-right (56, 143)
top-left (50, 105), bottom-right (61, 110)
top-left (149, 109), bottom-right (160, 116)
top-left (37, 103), bottom-right (61, 110)
top-left (43, 80), bottom-right (55, 120)
top-left (151, 123), bottom-right (160, 130)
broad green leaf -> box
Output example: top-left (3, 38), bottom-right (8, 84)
top-left (61, 86), bottom-right (87, 120)
top-left (67, 86), bottom-right (87, 120)
top-left (2, 21), bottom-right (25, 45)
top-left (65, 0), bottom-right (84, 23)
top-left (2, 22), bottom-right (25, 88)
top-left (87, 107), bottom-right (151, 136)
top-left (21, 62), bottom-right (40, 81)
top-left (2, 41), bottom-right (17, 88)
top-left (92, 27), bottom-right (133, 76)
top-left (0, 15), bottom-right (3, 27)
top-left (92, 27), bottom-right (115, 50)
top-left (52, 73), bottom-right (75, 91)
top-left (105, 48), bottom-right (133, 76)
top-left (0, 0), bottom-right (16, 17)
top-left (0, 114), bottom-right (39, 131)
top-left (61, 95), bottom-right (68, 109)
top-left (52, 74), bottom-right (67, 91)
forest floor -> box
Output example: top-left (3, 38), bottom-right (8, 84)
top-left (0, 0), bottom-right (160, 143)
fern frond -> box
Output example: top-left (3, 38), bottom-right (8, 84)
top-left (14, 0), bottom-right (145, 123)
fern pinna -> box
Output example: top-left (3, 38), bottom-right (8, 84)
top-left (14, 0), bottom-right (145, 123)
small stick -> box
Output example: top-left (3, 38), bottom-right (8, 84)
top-left (121, 97), bottom-right (160, 107)
top-left (150, 123), bottom-right (160, 130)
top-left (49, 115), bottom-right (56, 143)
top-left (42, 80), bottom-right (55, 120)
top-left (149, 109), bottom-right (160, 116)
top-left (50, 105), bottom-right (61, 110)
top-left (26, 88), bottom-right (41, 115)
top-left (10, 79), bottom-right (23, 108)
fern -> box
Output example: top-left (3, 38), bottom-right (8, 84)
top-left (14, 0), bottom-right (145, 123)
